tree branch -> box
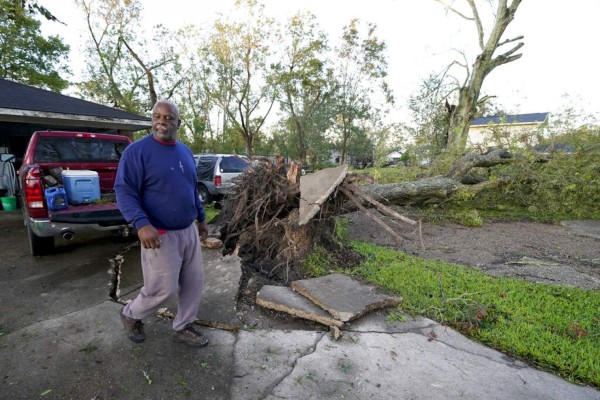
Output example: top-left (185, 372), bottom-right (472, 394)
top-left (434, 0), bottom-right (474, 21)
top-left (466, 0), bottom-right (485, 50)
top-left (445, 148), bottom-right (512, 179)
top-left (121, 37), bottom-right (157, 106)
top-left (339, 187), bottom-right (405, 245)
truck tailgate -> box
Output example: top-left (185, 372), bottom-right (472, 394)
top-left (48, 203), bottom-right (127, 225)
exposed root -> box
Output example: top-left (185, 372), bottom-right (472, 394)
top-left (219, 164), bottom-right (423, 282)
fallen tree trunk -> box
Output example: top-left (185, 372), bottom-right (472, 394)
top-left (218, 148), bottom-right (512, 282)
top-left (359, 148), bottom-right (510, 207)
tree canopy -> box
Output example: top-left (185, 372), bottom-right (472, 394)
top-left (0, 0), bottom-right (70, 91)
top-left (60, 0), bottom-right (529, 169)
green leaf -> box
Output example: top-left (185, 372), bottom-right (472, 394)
top-left (79, 343), bottom-right (98, 355)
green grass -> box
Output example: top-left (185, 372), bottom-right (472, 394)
top-left (203, 203), bottom-right (220, 223)
top-left (345, 241), bottom-right (600, 387)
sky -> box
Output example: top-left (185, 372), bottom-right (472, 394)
top-left (39, 0), bottom-right (600, 125)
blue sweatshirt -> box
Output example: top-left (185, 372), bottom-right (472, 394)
top-left (114, 134), bottom-right (205, 231)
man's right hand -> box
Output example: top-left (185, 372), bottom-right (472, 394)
top-left (138, 225), bottom-right (161, 249)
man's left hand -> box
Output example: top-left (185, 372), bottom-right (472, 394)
top-left (198, 220), bottom-right (209, 242)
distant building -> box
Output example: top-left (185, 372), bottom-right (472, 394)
top-left (468, 112), bottom-right (549, 148)
top-left (385, 151), bottom-right (403, 164)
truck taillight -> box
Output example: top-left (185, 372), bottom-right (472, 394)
top-left (214, 175), bottom-right (222, 186)
top-left (24, 167), bottom-right (47, 217)
top-left (75, 133), bottom-right (96, 138)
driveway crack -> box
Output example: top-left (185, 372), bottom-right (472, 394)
top-left (260, 332), bottom-right (327, 399)
top-left (108, 242), bottom-right (139, 304)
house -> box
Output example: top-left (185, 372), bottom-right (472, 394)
top-left (468, 112), bottom-right (549, 148)
top-left (0, 78), bottom-right (151, 164)
top-left (385, 151), bottom-right (403, 164)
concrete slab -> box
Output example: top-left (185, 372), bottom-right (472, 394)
top-left (298, 165), bottom-right (348, 225)
top-left (256, 285), bottom-right (344, 328)
top-left (262, 328), bottom-right (600, 400)
top-left (0, 300), bottom-right (236, 400)
top-left (231, 330), bottom-right (325, 400)
top-left (291, 273), bottom-right (402, 322)
top-left (561, 220), bottom-right (600, 240)
top-left (197, 251), bottom-right (243, 330)
top-left (346, 310), bottom-right (531, 368)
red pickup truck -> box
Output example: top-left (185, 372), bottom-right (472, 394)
top-left (18, 131), bottom-right (132, 256)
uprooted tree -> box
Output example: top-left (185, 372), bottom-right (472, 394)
top-left (216, 148), bottom-right (512, 282)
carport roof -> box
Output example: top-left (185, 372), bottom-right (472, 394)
top-left (0, 78), bottom-right (151, 131)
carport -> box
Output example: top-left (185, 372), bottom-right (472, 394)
top-left (0, 78), bottom-right (151, 197)
top-left (0, 78), bottom-right (151, 163)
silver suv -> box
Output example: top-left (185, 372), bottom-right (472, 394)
top-left (194, 154), bottom-right (249, 205)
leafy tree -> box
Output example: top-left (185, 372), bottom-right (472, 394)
top-left (76, 0), bottom-right (182, 114)
top-left (331, 19), bottom-right (394, 164)
top-left (0, 0), bottom-right (69, 91)
top-left (174, 27), bottom-right (215, 153)
top-left (272, 11), bottom-right (336, 165)
top-left (408, 74), bottom-right (452, 155)
top-left (17, 0), bottom-right (62, 22)
top-left (200, 0), bottom-right (277, 158)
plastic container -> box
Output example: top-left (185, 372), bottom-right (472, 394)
top-left (62, 170), bottom-right (100, 205)
top-left (1, 196), bottom-right (16, 211)
top-left (45, 187), bottom-right (69, 210)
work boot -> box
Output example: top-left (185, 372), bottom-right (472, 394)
top-left (173, 324), bottom-right (209, 348)
top-left (120, 312), bottom-right (146, 343)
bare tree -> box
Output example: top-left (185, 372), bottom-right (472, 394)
top-left (437, 0), bottom-right (524, 158)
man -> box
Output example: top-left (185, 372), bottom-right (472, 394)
top-left (115, 99), bottom-right (209, 347)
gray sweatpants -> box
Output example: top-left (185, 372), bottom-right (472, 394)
top-left (122, 223), bottom-right (204, 331)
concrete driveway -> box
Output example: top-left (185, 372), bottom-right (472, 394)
top-left (1, 209), bottom-right (598, 400)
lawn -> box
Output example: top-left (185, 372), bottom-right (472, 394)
top-left (347, 241), bottom-right (600, 387)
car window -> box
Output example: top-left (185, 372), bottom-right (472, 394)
top-left (197, 156), bottom-right (217, 181)
top-left (34, 137), bottom-right (129, 163)
top-left (219, 156), bottom-right (249, 173)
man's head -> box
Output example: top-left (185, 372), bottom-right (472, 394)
top-left (151, 100), bottom-right (181, 142)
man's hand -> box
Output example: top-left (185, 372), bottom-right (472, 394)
top-left (198, 220), bottom-right (209, 242)
top-left (138, 225), bottom-right (161, 249)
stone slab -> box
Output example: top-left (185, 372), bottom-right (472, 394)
top-left (256, 285), bottom-right (344, 328)
top-left (291, 273), bottom-right (402, 322)
top-left (298, 164), bottom-right (348, 225)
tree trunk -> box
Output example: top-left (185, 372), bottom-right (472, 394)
top-left (442, 0), bottom-right (524, 159)
top-left (362, 148), bottom-right (511, 206)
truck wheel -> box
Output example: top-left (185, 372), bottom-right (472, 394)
top-left (198, 184), bottom-right (212, 205)
top-left (27, 226), bottom-right (55, 256)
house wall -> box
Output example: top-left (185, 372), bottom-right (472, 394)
top-left (468, 123), bottom-right (546, 148)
